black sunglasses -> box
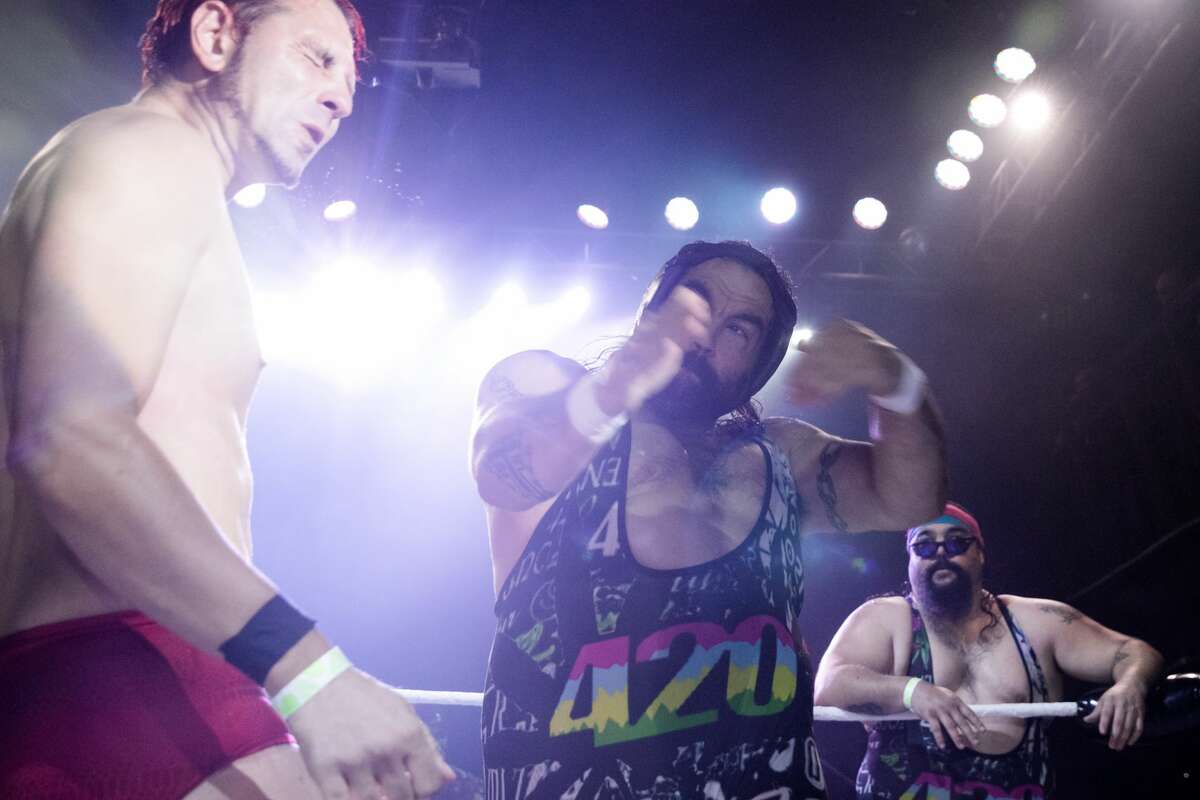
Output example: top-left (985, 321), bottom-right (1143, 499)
top-left (909, 536), bottom-right (978, 559)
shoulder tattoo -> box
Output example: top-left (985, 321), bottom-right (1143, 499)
top-left (482, 373), bottom-right (523, 405)
top-left (482, 431), bottom-right (554, 503)
top-left (817, 441), bottom-right (849, 534)
top-left (1038, 604), bottom-right (1082, 625)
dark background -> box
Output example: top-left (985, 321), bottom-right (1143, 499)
top-left (3, 1), bottom-right (1198, 796)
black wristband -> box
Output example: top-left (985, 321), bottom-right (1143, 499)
top-left (219, 595), bottom-right (316, 685)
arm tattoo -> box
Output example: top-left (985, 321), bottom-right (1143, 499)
top-left (1112, 639), bottom-right (1132, 671)
top-left (483, 374), bottom-right (523, 404)
top-left (848, 702), bottom-right (885, 715)
top-left (482, 431), bottom-right (554, 503)
top-left (1039, 604), bottom-right (1082, 625)
top-left (817, 442), bottom-right (850, 534)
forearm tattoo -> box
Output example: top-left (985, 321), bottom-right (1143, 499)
top-left (1039, 604), bottom-right (1082, 625)
top-left (817, 442), bottom-right (850, 534)
top-left (1112, 639), bottom-right (1132, 671)
top-left (483, 431), bottom-right (554, 503)
top-left (848, 702), bottom-right (885, 715)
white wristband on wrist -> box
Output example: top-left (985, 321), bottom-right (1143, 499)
top-left (566, 371), bottom-right (628, 445)
top-left (270, 646), bottom-right (352, 719)
top-left (870, 352), bottom-right (927, 415)
top-left (902, 676), bottom-right (922, 710)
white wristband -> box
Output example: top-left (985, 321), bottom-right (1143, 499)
top-left (566, 372), bottom-right (628, 445)
top-left (270, 646), bottom-right (352, 719)
top-left (902, 676), bottom-right (922, 710)
top-left (870, 352), bottom-right (927, 415)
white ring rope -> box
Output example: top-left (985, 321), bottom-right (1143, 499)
top-left (397, 690), bottom-right (1082, 721)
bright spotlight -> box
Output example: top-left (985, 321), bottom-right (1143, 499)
top-left (487, 282), bottom-right (528, 312)
top-left (760, 187), bottom-right (798, 225)
top-left (790, 327), bottom-right (815, 348)
top-left (1011, 90), bottom-right (1053, 132)
top-left (577, 204), bottom-right (609, 230)
top-left (852, 197), bottom-right (888, 230)
top-left (994, 47), bottom-right (1037, 84)
top-left (554, 286), bottom-right (592, 322)
top-left (664, 197), bottom-right (700, 231)
top-left (968, 94), bottom-right (1007, 128)
top-left (323, 199), bottom-right (358, 222)
top-left (232, 183), bottom-right (266, 209)
top-left (935, 159), bottom-right (971, 191)
top-left (947, 129), bottom-right (984, 162)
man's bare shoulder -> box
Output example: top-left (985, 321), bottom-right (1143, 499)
top-left (1000, 594), bottom-right (1080, 629)
top-left (52, 107), bottom-right (221, 188)
top-left (762, 416), bottom-right (840, 467)
top-left (855, 594), bottom-right (912, 623)
top-left (762, 416), bottom-right (825, 446)
top-left (476, 350), bottom-right (586, 407)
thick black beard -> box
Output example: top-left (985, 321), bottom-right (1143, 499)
top-left (644, 352), bottom-right (741, 427)
top-left (915, 559), bottom-right (974, 621)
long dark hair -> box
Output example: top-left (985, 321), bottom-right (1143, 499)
top-left (628, 240), bottom-right (798, 434)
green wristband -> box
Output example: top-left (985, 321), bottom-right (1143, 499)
top-left (270, 646), bottom-right (352, 719)
top-left (902, 676), bottom-right (922, 710)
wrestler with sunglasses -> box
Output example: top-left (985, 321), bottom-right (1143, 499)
top-left (814, 503), bottom-right (1163, 799)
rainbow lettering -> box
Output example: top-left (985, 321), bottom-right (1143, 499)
top-left (549, 615), bottom-right (797, 746)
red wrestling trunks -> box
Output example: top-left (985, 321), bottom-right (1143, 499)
top-left (0, 610), bottom-right (295, 799)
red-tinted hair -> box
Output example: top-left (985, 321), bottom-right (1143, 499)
top-left (140, 0), bottom-right (367, 87)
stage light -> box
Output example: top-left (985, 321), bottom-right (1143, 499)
top-left (323, 199), bottom-right (358, 222)
top-left (577, 204), bottom-right (609, 230)
top-left (947, 129), bottom-right (984, 162)
top-left (790, 327), bottom-right (815, 348)
top-left (256, 258), bottom-right (449, 388)
top-left (968, 94), bottom-right (1007, 128)
top-left (935, 159), bottom-right (971, 191)
top-left (233, 183), bottom-right (266, 208)
top-left (760, 187), bottom-right (797, 225)
top-left (1011, 90), bottom-right (1053, 132)
top-left (994, 48), bottom-right (1037, 84)
top-left (852, 197), bottom-right (888, 230)
top-left (554, 286), bottom-right (592, 322)
top-left (664, 197), bottom-right (700, 231)
top-left (394, 268), bottom-right (447, 320)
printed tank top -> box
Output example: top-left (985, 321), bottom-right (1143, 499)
top-left (482, 423), bottom-right (829, 800)
top-left (856, 596), bottom-right (1053, 800)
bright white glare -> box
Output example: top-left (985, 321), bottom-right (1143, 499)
top-left (760, 187), bottom-right (798, 225)
top-left (852, 197), bottom-right (888, 230)
top-left (577, 204), bottom-right (609, 230)
top-left (994, 47), bottom-right (1037, 83)
top-left (233, 183), bottom-right (266, 209)
top-left (487, 282), bottom-right (528, 312)
top-left (554, 286), bottom-right (592, 322)
top-left (254, 259), bottom-right (447, 389)
top-left (947, 129), bottom-right (984, 162)
top-left (968, 94), bottom-right (1007, 128)
top-left (935, 159), bottom-right (971, 191)
top-left (664, 197), bottom-right (700, 231)
top-left (323, 200), bottom-right (358, 222)
top-left (790, 327), bottom-right (815, 348)
top-left (1011, 91), bottom-right (1053, 132)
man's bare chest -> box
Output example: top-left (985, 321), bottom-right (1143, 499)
top-left (622, 424), bottom-right (769, 569)
top-left (926, 622), bottom-right (1030, 703)
top-left (147, 231), bottom-right (264, 420)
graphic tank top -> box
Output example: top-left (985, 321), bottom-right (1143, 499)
top-left (856, 596), bottom-right (1053, 800)
top-left (482, 423), bottom-right (829, 800)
